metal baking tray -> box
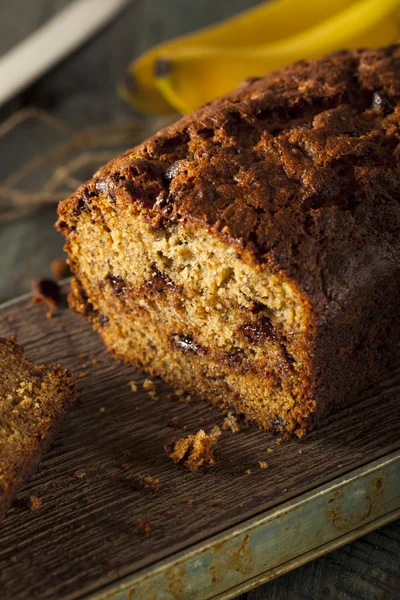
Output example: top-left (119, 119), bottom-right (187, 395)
top-left (0, 285), bottom-right (399, 600)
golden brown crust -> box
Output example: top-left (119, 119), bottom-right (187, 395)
top-left (0, 337), bottom-right (76, 520)
top-left (58, 46), bottom-right (400, 317)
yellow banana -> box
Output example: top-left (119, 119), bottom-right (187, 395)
top-left (119, 0), bottom-right (357, 114)
top-left (155, 0), bottom-right (400, 114)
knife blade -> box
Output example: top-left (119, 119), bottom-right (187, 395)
top-left (0, 0), bottom-right (132, 108)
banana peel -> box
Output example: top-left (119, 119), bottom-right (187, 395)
top-left (119, 0), bottom-right (357, 114)
top-left (154, 0), bottom-right (400, 114)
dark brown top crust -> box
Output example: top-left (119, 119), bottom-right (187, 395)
top-left (58, 47), bottom-right (400, 317)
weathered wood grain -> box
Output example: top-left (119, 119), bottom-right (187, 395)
top-left (0, 288), bottom-right (398, 600)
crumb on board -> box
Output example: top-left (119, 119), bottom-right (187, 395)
top-left (266, 448), bottom-right (273, 453)
top-left (28, 496), bottom-right (42, 511)
top-left (32, 278), bottom-right (60, 309)
top-left (165, 428), bottom-right (220, 471)
top-left (276, 438), bottom-right (282, 446)
top-left (211, 500), bottom-right (221, 507)
top-left (8, 315), bottom-right (16, 322)
top-left (77, 353), bottom-right (87, 360)
top-left (168, 389), bottom-right (191, 403)
top-left (245, 469), bottom-right (252, 475)
top-left (45, 310), bottom-right (54, 319)
top-left (221, 411), bottom-right (240, 433)
top-left (8, 556), bottom-right (17, 564)
top-left (187, 499), bottom-right (194, 505)
top-left (298, 449), bottom-right (303, 455)
top-left (120, 463), bottom-right (130, 471)
top-left (259, 461), bottom-right (269, 470)
top-left (92, 358), bottom-right (98, 364)
top-left (79, 372), bottom-right (87, 378)
top-left (143, 379), bottom-right (156, 392)
top-left (138, 474), bottom-right (160, 492)
top-left (122, 449), bottom-right (132, 457)
top-left (136, 518), bottom-right (151, 537)
top-left (99, 407), bottom-right (106, 413)
top-left (73, 471), bottom-right (86, 479)
top-left (129, 380), bottom-right (138, 393)
top-left (167, 416), bottom-right (181, 428)
top-left (148, 390), bottom-right (157, 399)
top-left (50, 258), bottom-right (71, 281)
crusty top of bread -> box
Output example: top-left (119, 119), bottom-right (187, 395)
top-left (58, 46), bottom-right (400, 314)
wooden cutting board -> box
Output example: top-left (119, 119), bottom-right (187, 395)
top-left (0, 285), bottom-right (399, 600)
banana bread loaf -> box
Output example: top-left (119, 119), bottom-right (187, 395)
top-left (57, 46), bottom-right (400, 437)
top-left (0, 337), bottom-right (76, 519)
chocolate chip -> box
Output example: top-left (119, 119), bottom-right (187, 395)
top-left (241, 316), bottom-right (275, 342)
top-left (269, 416), bottom-right (286, 429)
top-left (147, 267), bottom-right (175, 293)
top-left (164, 161), bottom-right (182, 181)
top-left (173, 334), bottom-right (205, 354)
top-left (106, 274), bottom-right (127, 297)
top-left (99, 314), bottom-right (109, 326)
top-left (371, 92), bottom-right (393, 115)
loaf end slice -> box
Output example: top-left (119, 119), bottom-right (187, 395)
top-left (57, 47), bottom-right (400, 436)
top-left (0, 336), bottom-right (76, 520)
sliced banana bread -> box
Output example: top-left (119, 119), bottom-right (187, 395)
top-left (0, 337), bottom-right (76, 519)
top-left (57, 47), bottom-right (400, 437)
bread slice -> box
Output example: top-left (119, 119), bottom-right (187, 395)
top-left (0, 336), bottom-right (76, 519)
top-left (57, 47), bottom-right (400, 437)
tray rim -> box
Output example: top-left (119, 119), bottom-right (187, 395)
top-left (85, 451), bottom-right (400, 600)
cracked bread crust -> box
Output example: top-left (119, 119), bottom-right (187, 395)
top-left (58, 47), bottom-right (400, 314)
top-left (57, 47), bottom-right (400, 435)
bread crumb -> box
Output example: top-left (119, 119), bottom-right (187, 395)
top-left (122, 449), bottom-right (132, 457)
top-left (259, 461), bottom-right (269, 470)
top-left (28, 496), bottom-right (42, 510)
top-left (222, 412), bottom-right (239, 433)
top-left (245, 469), bottom-right (252, 475)
top-left (129, 380), bottom-right (138, 392)
top-left (45, 310), bottom-right (54, 319)
top-left (8, 556), bottom-right (17, 564)
top-left (266, 448), bottom-right (273, 453)
top-left (209, 425), bottom-right (222, 441)
top-left (79, 372), bottom-right (87, 378)
top-left (211, 500), bottom-right (221, 507)
top-left (167, 416), bottom-right (181, 428)
top-left (120, 463), bottom-right (130, 471)
top-left (73, 470), bottom-right (86, 479)
top-left (99, 407), bottom-right (105, 413)
top-left (148, 390), bottom-right (157, 399)
top-left (138, 474), bottom-right (159, 492)
top-left (143, 379), bottom-right (156, 392)
top-left (32, 278), bottom-right (60, 309)
top-left (77, 353), bottom-right (87, 360)
top-left (298, 449), bottom-right (303, 455)
top-left (187, 499), bottom-right (194, 505)
top-left (50, 258), bottom-right (71, 280)
top-left (165, 429), bottom-right (219, 471)
top-left (276, 438), bottom-right (282, 446)
top-left (8, 315), bottom-right (16, 322)
top-left (136, 518), bottom-right (151, 537)
top-left (92, 358), bottom-right (98, 364)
